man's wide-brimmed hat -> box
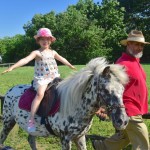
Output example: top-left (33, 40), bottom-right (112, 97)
top-left (34, 28), bottom-right (56, 42)
top-left (120, 30), bottom-right (150, 46)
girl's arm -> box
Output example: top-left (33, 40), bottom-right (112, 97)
top-left (54, 51), bottom-right (76, 70)
top-left (2, 51), bottom-right (37, 74)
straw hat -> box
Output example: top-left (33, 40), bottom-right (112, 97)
top-left (120, 30), bottom-right (150, 46)
top-left (34, 28), bottom-right (56, 42)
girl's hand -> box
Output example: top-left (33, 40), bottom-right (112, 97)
top-left (70, 66), bottom-right (77, 70)
top-left (1, 68), bottom-right (13, 74)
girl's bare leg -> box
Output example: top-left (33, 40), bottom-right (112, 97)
top-left (27, 84), bottom-right (47, 132)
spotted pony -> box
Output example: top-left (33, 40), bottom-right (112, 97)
top-left (0, 57), bottom-right (129, 150)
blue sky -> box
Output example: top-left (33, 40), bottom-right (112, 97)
top-left (0, 0), bottom-right (101, 38)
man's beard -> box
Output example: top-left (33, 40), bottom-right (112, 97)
top-left (128, 49), bottom-right (143, 58)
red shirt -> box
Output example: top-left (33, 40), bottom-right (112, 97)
top-left (116, 52), bottom-right (148, 116)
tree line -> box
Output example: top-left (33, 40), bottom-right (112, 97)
top-left (0, 0), bottom-right (149, 64)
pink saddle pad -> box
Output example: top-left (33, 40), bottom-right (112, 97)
top-left (19, 87), bottom-right (60, 116)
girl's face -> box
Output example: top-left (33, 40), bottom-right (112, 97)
top-left (37, 37), bottom-right (52, 48)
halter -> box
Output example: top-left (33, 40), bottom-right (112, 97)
top-left (96, 75), bottom-right (125, 113)
top-left (105, 103), bottom-right (125, 113)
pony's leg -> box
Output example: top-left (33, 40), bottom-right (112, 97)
top-left (74, 135), bottom-right (87, 150)
top-left (28, 134), bottom-right (37, 150)
top-left (0, 119), bottom-right (16, 144)
top-left (61, 137), bottom-right (72, 150)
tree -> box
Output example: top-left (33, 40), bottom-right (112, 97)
top-left (118, 0), bottom-right (150, 34)
top-left (23, 11), bottom-right (57, 38)
top-left (55, 6), bottom-right (109, 64)
top-left (1, 35), bottom-right (34, 63)
top-left (0, 39), bottom-right (7, 56)
top-left (1, 0), bottom-right (128, 64)
top-left (93, 0), bottom-right (127, 61)
top-left (118, 0), bottom-right (150, 62)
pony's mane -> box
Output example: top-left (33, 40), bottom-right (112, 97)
top-left (58, 57), bottom-right (108, 116)
top-left (108, 64), bottom-right (129, 85)
top-left (57, 57), bottom-right (128, 116)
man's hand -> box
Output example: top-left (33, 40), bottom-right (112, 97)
top-left (95, 107), bottom-right (107, 121)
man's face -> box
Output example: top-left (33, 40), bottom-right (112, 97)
top-left (127, 41), bottom-right (144, 58)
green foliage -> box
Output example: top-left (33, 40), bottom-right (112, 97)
top-left (24, 11), bottom-right (57, 38)
top-left (95, 0), bottom-right (127, 61)
top-left (0, 0), bottom-right (127, 64)
top-left (117, 0), bottom-right (150, 62)
top-left (118, 0), bottom-right (150, 31)
top-left (0, 39), bottom-right (7, 55)
top-left (54, 7), bottom-right (110, 64)
top-left (1, 35), bottom-right (35, 63)
top-left (0, 36), bottom-right (17, 62)
top-left (0, 0), bottom-right (149, 63)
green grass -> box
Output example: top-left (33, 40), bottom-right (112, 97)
top-left (0, 64), bottom-right (150, 150)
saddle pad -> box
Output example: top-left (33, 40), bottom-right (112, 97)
top-left (19, 87), bottom-right (60, 116)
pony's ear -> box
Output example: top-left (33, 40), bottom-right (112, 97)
top-left (102, 66), bottom-right (111, 78)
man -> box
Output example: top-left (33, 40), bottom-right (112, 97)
top-left (92, 30), bottom-right (150, 150)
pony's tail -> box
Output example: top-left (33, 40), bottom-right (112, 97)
top-left (0, 94), bottom-right (4, 118)
top-left (0, 95), bottom-right (4, 99)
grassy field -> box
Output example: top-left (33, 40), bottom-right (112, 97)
top-left (0, 64), bottom-right (150, 150)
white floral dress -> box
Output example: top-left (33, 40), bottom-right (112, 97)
top-left (32, 50), bottom-right (60, 91)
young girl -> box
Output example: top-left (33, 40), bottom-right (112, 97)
top-left (2, 28), bottom-right (76, 132)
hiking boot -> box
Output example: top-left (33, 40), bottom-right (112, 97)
top-left (27, 120), bottom-right (36, 133)
top-left (91, 139), bottom-right (105, 150)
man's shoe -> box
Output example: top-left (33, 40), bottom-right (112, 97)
top-left (91, 139), bottom-right (105, 150)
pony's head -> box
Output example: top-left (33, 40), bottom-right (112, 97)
top-left (90, 58), bottom-right (129, 130)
